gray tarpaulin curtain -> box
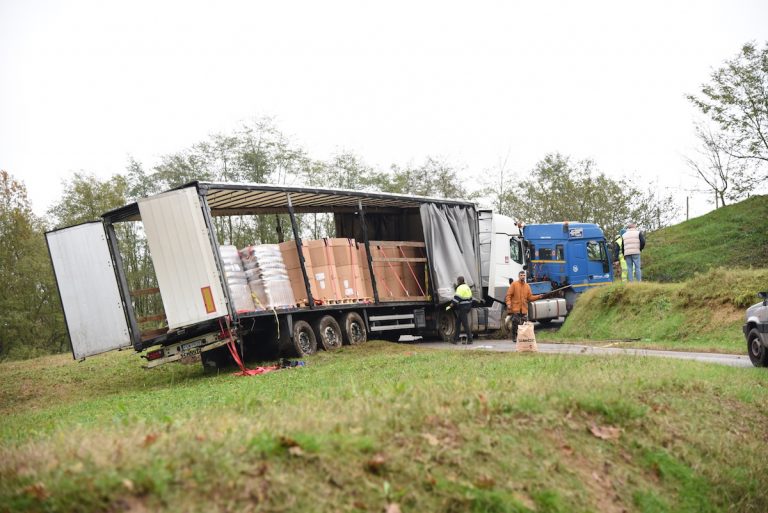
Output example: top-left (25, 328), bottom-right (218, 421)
top-left (420, 203), bottom-right (482, 303)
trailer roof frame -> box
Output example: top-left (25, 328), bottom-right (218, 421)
top-left (102, 181), bottom-right (476, 223)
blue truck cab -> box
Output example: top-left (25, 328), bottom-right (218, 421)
top-left (522, 222), bottom-right (613, 311)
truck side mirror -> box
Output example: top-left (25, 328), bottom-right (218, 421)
top-left (759, 291), bottom-right (768, 306)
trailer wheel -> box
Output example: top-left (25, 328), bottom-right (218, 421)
top-left (291, 320), bottom-right (317, 357)
top-left (437, 309), bottom-right (456, 342)
top-left (313, 315), bottom-right (343, 351)
top-left (340, 311), bottom-right (367, 345)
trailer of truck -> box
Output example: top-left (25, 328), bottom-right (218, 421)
top-left (46, 182), bottom-right (531, 368)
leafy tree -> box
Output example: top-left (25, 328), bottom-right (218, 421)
top-left (495, 153), bottom-right (677, 242)
top-left (688, 41), bottom-right (768, 172)
top-left (47, 172), bottom-right (128, 227)
top-left (372, 157), bottom-right (468, 199)
top-left (0, 171), bottom-right (65, 359)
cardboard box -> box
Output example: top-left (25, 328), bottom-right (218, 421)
top-left (306, 239), bottom-right (332, 267)
top-left (336, 264), bottom-right (363, 298)
top-left (279, 240), bottom-right (312, 270)
top-left (312, 264), bottom-right (341, 301)
top-left (286, 266), bottom-right (314, 303)
top-left (357, 244), bottom-right (373, 298)
top-left (325, 238), bottom-right (358, 266)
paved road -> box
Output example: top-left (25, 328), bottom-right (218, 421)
top-left (415, 339), bottom-right (753, 368)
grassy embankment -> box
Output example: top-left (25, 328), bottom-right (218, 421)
top-left (545, 268), bottom-right (768, 353)
top-left (642, 195), bottom-right (768, 282)
top-left (2, 342), bottom-right (768, 512)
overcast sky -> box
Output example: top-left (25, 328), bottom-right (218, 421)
top-left (1, 0), bottom-right (766, 219)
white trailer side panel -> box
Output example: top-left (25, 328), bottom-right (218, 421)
top-left (138, 187), bottom-right (227, 329)
top-left (46, 222), bottom-right (132, 359)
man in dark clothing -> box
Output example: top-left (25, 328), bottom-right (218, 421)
top-left (449, 275), bottom-right (474, 344)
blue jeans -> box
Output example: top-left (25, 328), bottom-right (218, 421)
top-left (625, 254), bottom-right (642, 282)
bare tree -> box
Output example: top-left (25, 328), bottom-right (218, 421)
top-left (685, 124), bottom-right (752, 207)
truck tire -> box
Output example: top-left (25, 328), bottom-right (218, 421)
top-left (291, 320), bottom-right (317, 357)
top-left (437, 309), bottom-right (456, 342)
top-left (313, 315), bottom-right (343, 351)
top-left (340, 311), bottom-right (367, 345)
top-left (747, 328), bottom-right (768, 367)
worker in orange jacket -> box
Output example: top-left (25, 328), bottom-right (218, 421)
top-left (505, 270), bottom-right (543, 343)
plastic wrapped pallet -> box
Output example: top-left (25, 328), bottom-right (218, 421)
top-left (218, 245), bottom-right (256, 312)
top-left (239, 244), bottom-right (296, 309)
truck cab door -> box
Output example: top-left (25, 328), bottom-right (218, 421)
top-left (586, 240), bottom-right (612, 284)
top-left (567, 241), bottom-right (588, 284)
top-left (46, 222), bottom-right (134, 360)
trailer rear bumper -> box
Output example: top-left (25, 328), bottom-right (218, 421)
top-left (143, 331), bottom-right (231, 368)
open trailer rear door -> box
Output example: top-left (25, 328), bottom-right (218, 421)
top-left (46, 222), bottom-right (133, 360)
top-left (138, 186), bottom-right (229, 330)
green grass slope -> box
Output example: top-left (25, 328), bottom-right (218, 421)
top-left (2, 343), bottom-right (768, 512)
top-left (551, 268), bottom-right (768, 353)
top-left (642, 194), bottom-right (768, 282)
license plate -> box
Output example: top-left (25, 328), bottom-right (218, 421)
top-left (181, 347), bottom-right (202, 358)
top-left (181, 340), bottom-right (203, 352)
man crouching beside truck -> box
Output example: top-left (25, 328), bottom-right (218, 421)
top-left (506, 271), bottom-right (543, 343)
top-left (448, 276), bottom-right (475, 345)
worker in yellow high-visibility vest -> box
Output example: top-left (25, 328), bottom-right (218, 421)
top-left (613, 231), bottom-right (627, 282)
top-left (448, 276), bottom-right (474, 345)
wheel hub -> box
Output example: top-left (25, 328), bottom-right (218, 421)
top-left (298, 332), bottom-right (311, 353)
top-left (324, 327), bottom-right (340, 347)
top-left (439, 311), bottom-right (454, 337)
top-left (351, 322), bottom-right (363, 343)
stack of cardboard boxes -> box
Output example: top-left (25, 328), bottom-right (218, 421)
top-left (278, 238), bottom-right (427, 304)
top-left (279, 238), bottom-right (370, 303)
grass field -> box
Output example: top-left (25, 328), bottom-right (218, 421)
top-left (546, 268), bottom-right (768, 354)
top-left (2, 342), bottom-right (768, 512)
top-left (642, 194), bottom-right (768, 282)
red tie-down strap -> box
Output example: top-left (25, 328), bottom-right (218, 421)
top-left (219, 318), bottom-right (279, 376)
